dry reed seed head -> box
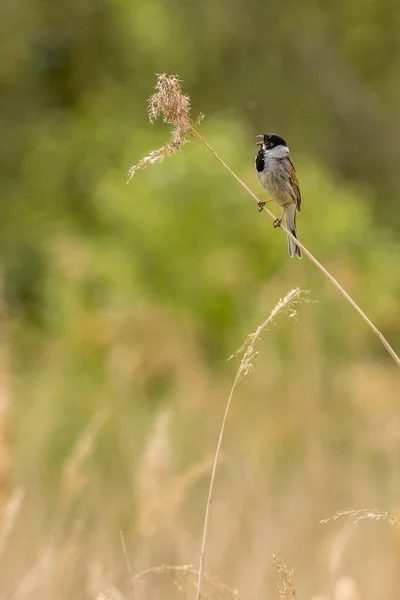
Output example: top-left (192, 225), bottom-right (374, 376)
top-left (148, 74), bottom-right (191, 130)
top-left (128, 73), bottom-right (204, 181)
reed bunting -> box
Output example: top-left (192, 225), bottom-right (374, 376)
top-left (255, 133), bottom-right (302, 258)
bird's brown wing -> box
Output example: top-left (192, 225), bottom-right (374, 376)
top-left (288, 157), bottom-right (302, 212)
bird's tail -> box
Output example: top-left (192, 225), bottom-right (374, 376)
top-left (285, 205), bottom-right (302, 259)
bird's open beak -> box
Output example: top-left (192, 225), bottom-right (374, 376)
top-left (256, 135), bottom-right (263, 146)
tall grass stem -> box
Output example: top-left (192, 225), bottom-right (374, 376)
top-left (195, 288), bottom-right (305, 600)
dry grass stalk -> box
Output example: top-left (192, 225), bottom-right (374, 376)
top-left (0, 486), bottom-right (25, 560)
top-left (273, 554), bottom-right (297, 600)
top-left (131, 563), bottom-right (243, 600)
top-left (134, 408), bottom-right (172, 537)
top-left (60, 406), bottom-right (110, 506)
top-left (196, 288), bottom-right (307, 600)
top-left (12, 546), bottom-right (53, 599)
top-left (135, 409), bottom-right (223, 541)
top-left (51, 518), bottom-right (85, 591)
top-left (120, 530), bottom-right (136, 600)
top-left (321, 508), bottom-right (399, 526)
top-left (136, 453), bottom-right (218, 539)
top-left (128, 73), bottom-right (400, 367)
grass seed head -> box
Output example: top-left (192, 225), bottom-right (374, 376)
top-left (148, 73), bottom-right (191, 130)
top-left (128, 74), bottom-right (201, 181)
top-left (273, 554), bottom-right (297, 600)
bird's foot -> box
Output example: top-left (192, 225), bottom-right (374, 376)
top-left (257, 199), bottom-right (273, 212)
top-left (273, 217), bottom-right (282, 228)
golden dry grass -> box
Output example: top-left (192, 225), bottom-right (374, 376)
top-left (1, 295), bottom-right (398, 599)
top-left (1, 73), bottom-right (399, 600)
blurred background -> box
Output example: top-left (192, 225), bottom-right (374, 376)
top-left (0, 0), bottom-right (400, 599)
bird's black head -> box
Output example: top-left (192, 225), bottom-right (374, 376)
top-left (259, 133), bottom-right (288, 150)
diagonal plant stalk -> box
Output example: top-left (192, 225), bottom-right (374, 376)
top-left (189, 126), bottom-right (400, 368)
top-left (128, 74), bottom-right (400, 368)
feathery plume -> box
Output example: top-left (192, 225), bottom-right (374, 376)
top-left (273, 554), bottom-right (297, 600)
top-left (128, 74), bottom-right (200, 181)
top-left (321, 507), bottom-right (399, 526)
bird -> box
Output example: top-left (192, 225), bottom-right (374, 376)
top-left (255, 133), bottom-right (302, 258)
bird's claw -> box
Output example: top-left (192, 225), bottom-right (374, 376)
top-left (257, 201), bottom-right (266, 212)
top-left (273, 218), bottom-right (282, 228)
